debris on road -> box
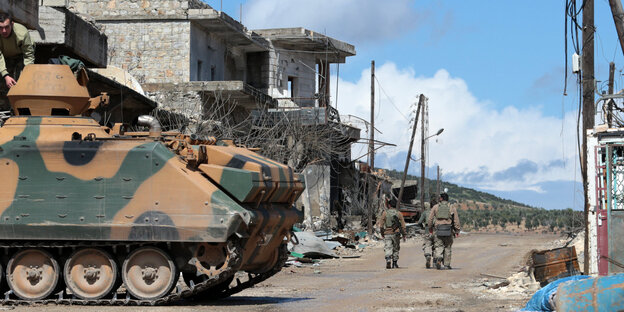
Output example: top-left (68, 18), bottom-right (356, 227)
top-left (485, 270), bottom-right (541, 298)
top-left (480, 273), bottom-right (508, 280)
top-left (289, 231), bottom-right (337, 258)
top-left (324, 241), bottom-right (343, 250)
top-left (285, 260), bottom-right (303, 268)
top-left (488, 281), bottom-right (510, 289)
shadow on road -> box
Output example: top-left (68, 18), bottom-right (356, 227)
top-left (184, 296), bottom-right (312, 306)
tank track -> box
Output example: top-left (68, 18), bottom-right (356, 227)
top-left (201, 243), bottom-right (289, 300)
top-left (0, 241), bottom-right (238, 306)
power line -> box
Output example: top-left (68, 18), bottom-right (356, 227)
top-left (373, 75), bottom-right (410, 122)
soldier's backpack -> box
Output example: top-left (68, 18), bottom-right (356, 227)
top-left (384, 209), bottom-right (401, 230)
top-left (435, 203), bottom-right (453, 237)
top-left (436, 203), bottom-right (451, 220)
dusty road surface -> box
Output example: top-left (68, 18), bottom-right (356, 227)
top-left (8, 233), bottom-right (558, 312)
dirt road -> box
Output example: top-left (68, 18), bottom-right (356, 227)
top-left (10, 233), bottom-right (558, 312)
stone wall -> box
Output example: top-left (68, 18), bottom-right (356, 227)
top-left (146, 87), bottom-right (252, 136)
top-left (100, 20), bottom-right (190, 84)
top-left (67, 0), bottom-right (209, 19)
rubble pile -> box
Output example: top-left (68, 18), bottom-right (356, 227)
top-left (484, 270), bottom-right (541, 298)
top-left (284, 228), bottom-right (384, 272)
top-left (478, 230), bottom-right (585, 305)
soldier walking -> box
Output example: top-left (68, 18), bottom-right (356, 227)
top-left (377, 196), bottom-right (406, 269)
top-left (427, 192), bottom-right (460, 270)
top-left (416, 200), bottom-right (435, 268)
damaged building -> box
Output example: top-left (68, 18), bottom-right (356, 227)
top-left (1, 0), bottom-right (373, 231)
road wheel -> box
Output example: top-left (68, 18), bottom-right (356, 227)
top-left (64, 248), bottom-right (118, 300)
top-left (122, 246), bottom-right (176, 300)
top-left (6, 248), bottom-right (59, 300)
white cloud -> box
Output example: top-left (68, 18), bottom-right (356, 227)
top-left (334, 62), bottom-right (580, 192)
top-left (243, 0), bottom-right (421, 43)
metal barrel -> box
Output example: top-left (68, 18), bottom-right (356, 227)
top-left (532, 246), bottom-right (581, 286)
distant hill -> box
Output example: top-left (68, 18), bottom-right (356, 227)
top-left (384, 169), bottom-right (532, 208)
top-left (384, 168), bottom-right (582, 233)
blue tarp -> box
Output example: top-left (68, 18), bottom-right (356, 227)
top-left (521, 275), bottom-right (590, 312)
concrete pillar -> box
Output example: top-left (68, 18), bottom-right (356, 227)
top-left (29, 6), bottom-right (107, 67)
top-left (0, 0), bottom-right (39, 29)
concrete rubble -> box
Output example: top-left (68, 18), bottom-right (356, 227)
top-left (477, 230), bottom-right (586, 304)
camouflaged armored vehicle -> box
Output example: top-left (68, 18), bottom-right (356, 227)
top-left (0, 64), bottom-right (304, 304)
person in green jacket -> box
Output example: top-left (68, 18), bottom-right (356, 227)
top-left (0, 13), bottom-right (34, 89)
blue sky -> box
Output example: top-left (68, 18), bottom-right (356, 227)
top-left (204, 0), bottom-right (624, 210)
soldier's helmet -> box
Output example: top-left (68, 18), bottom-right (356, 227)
top-left (388, 197), bottom-right (398, 209)
top-left (440, 191), bottom-right (449, 201)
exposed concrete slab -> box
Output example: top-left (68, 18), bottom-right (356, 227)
top-left (0, 0), bottom-right (39, 29)
top-left (189, 9), bottom-right (268, 52)
top-left (67, 0), bottom-right (211, 19)
top-left (30, 6), bottom-right (107, 67)
top-left (254, 28), bottom-right (356, 63)
top-left (40, 0), bottom-right (68, 6)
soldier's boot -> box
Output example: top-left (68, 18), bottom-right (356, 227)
top-left (435, 258), bottom-right (442, 270)
top-left (386, 259), bottom-right (392, 269)
top-left (444, 265), bottom-right (452, 270)
top-left (392, 260), bottom-right (399, 268)
top-left (425, 254), bottom-right (432, 269)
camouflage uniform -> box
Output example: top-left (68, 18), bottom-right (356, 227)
top-left (378, 207), bottom-right (406, 269)
top-left (417, 203), bottom-right (434, 268)
top-left (0, 22), bottom-right (34, 110)
top-left (427, 200), bottom-right (460, 269)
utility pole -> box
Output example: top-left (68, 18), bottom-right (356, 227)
top-left (609, 0), bottom-right (624, 56)
top-left (608, 62), bottom-right (615, 127)
top-left (420, 98), bottom-right (426, 211)
top-left (396, 95), bottom-right (424, 209)
top-left (368, 60), bottom-right (375, 236)
top-left (582, 0), bottom-right (594, 275)
top-left (437, 166), bottom-right (441, 198)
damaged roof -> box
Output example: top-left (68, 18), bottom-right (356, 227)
top-left (253, 27), bottom-right (356, 63)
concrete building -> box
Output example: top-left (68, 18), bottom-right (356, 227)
top-left (64, 1), bottom-right (356, 122)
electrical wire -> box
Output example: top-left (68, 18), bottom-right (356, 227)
top-left (374, 75), bottom-right (410, 122)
